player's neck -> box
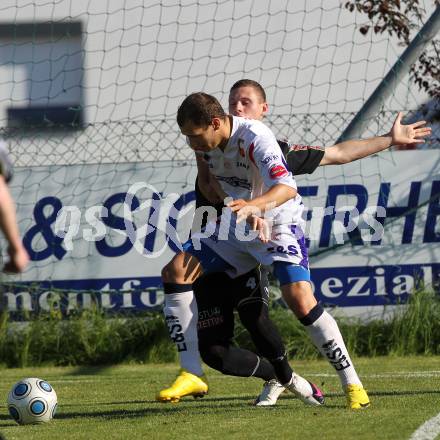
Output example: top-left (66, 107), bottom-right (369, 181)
top-left (217, 115), bottom-right (233, 152)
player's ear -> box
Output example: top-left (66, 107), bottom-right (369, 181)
top-left (261, 102), bottom-right (269, 116)
top-left (211, 117), bottom-right (221, 130)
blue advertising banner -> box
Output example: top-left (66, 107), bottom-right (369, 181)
top-left (2, 150), bottom-right (439, 318)
top-left (2, 263), bottom-right (438, 316)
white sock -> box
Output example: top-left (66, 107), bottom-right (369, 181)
top-left (163, 290), bottom-right (203, 377)
top-left (305, 310), bottom-right (362, 387)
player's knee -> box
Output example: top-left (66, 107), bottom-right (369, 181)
top-left (162, 252), bottom-right (202, 283)
top-left (161, 263), bottom-right (174, 283)
top-left (161, 257), bottom-right (183, 282)
top-left (241, 311), bottom-right (267, 334)
top-left (281, 281), bottom-right (317, 318)
top-left (238, 302), bottom-right (269, 332)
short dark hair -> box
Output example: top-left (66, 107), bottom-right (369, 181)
top-left (230, 79), bottom-right (266, 102)
top-left (177, 92), bottom-right (226, 128)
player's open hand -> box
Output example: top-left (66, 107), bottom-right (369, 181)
top-left (227, 199), bottom-right (261, 224)
top-left (391, 112), bottom-right (431, 146)
top-left (250, 216), bottom-right (271, 243)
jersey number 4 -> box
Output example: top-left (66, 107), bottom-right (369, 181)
top-left (246, 277), bottom-right (257, 290)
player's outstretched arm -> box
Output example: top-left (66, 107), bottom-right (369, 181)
top-left (0, 176), bottom-right (29, 273)
top-left (319, 112), bottom-right (432, 166)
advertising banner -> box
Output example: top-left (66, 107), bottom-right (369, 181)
top-left (3, 151), bottom-right (439, 318)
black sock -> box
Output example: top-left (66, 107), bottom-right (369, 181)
top-left (239, 303), bottom-right (293, 384)
top-left (267, 352), bottom-right (293, 385)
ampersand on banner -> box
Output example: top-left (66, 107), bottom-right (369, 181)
top-left (23, 196), bottom-right (67, 261)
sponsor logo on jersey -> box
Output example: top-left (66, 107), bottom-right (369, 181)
top-left (269, 164), bottom-right (288, 179)
top-left (261, 154), bottom-right (280, 165)
top-left (216, 175), bottom-right (252, 190)
top-left (236, 161), bottom-right (249, 169)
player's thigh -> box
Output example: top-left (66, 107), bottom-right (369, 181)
top-left (247, 223), bottom-right (309, 269)
top-left (189, 227), bottom-right (257, 277)
top-left (227, 267), bottom-right (269, 309)
top-left (246, 222), bottom-right (317, 318)
top-left (226, 267), bottom-right (272, 330)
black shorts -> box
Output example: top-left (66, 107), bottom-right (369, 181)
top-left (194, 267), bottom-right (268, 346)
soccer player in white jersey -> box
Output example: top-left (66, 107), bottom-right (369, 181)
top-left (161, 92), bottom-right (327, 406)
top-left (158, 85), bottom-right (431, 408)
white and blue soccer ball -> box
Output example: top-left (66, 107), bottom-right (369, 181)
top-left (7, 378), bottom-right (57, 425)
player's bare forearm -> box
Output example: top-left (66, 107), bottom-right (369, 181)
top-left (227, 184), bottom-right (297, 223)
top-left (320, 112), bottom-right (431, 166)
top-left (320, 136), bottom-right (393, 165)
top-left (249, 184), bottom-right (297, 212)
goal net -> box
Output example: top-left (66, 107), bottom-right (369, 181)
top-left (0, 0), bottom-right (438, 316)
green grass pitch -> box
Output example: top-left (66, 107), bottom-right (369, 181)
top-left (0, 357), bottom-right (439, 440)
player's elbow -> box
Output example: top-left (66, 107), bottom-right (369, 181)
top-left (335, 154), bottom-right (353, 165)
top-left (271, 184), bottom-right (297, 207)
top-left (322, 147), bottom-right (350, 165)
top-left (281, 184), bottom-right (297, 201)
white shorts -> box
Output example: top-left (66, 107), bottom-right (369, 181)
top-left (189, 218), bottom-right (309, 278)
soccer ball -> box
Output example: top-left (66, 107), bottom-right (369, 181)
top-left (7, 378), bottom-right (57, 425)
